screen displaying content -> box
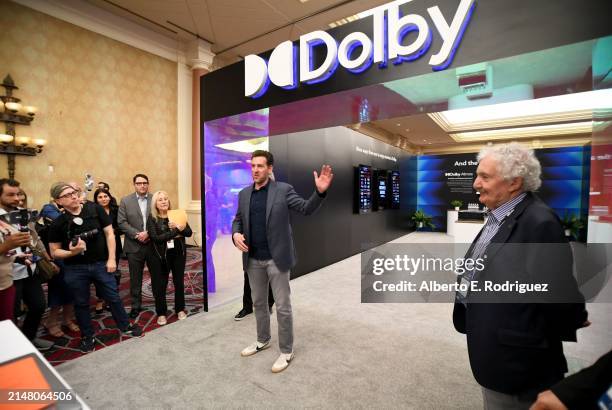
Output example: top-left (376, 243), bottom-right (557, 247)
top-left (354, 165), bottom-right (372, 214)
top-left (390, 171), bottom-right (400, 209)
top-left (374, 170), bottom-right (389, 211)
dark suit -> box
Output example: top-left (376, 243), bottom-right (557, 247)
top-left (551, 350), bottom-right (612, 410)
top-left (453, 192), bottom-right (588, 398)
top-left (118, 192), bottom-right (153, 311)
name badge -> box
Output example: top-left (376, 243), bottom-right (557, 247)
top-left (167, 240), bottom-right (174, 249)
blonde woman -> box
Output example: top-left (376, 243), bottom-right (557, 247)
top-left (146, 191), bottom-right (192, 325)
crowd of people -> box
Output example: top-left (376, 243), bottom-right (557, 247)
top-left (0, 174), bottom-right (191, 353)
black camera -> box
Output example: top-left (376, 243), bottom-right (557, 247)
top-left (71, 229), bottom-right (99, 246)
top-left (0, 208), bottom-right (38, 230)
top-left (0, 209), bottom-right (38, 253)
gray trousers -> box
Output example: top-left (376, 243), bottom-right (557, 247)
top-left (126, 245), bottom-right (150, 310)
top-left (482, 387), bottom-right (535, 410)
top-left (247, 258), bottom-right (293, 354)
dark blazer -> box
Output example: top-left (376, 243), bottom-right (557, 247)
top-left (232, 180), bottom-right (325, 272)
top-left (551, 350), bottom-right (612, 410)
top-left (147, 215), bottom-right (192, 260)
top-left (118, 192), bottom-right (153, 254)
top-left (453, 192), bottom-right (588, 396)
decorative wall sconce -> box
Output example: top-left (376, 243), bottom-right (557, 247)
top-left (0, 74), bottom-right (46, 179)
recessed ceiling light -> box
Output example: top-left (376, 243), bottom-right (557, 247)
top-left (396, 123), bottom-right (401, 126)
top-left (215, 138), bottom-right (269, 152)
top-left (405, 128), bottom-right (410, 132)
top-left (449, 121), bottom-right (593, 142)
top-left (429, 89), bottom-right (611, 132)
top-left (423, 139), bottom-right (427, 142)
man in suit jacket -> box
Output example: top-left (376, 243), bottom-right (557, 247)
top-left (118, 174), bottom-right (153, 318)
top-left (453, 143), bottom-right (589, 409)
top-left (232, 150), bottom-right (333, 373)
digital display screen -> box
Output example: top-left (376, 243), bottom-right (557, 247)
top-left (356, 165), bottom-right (372, 214)
top-left (391, 171), bottom-right (400, 208)
top-left (378, 180), bottom-right (386, 199)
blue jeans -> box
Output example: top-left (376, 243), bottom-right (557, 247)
top-left (63, 261), bottom-right (129, 338)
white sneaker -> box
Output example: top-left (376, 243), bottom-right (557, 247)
top-left (177, 311), bottom-right (187, 320)
top-left (271, 352), bottom-right (294, 373)
top-left (240, 340), bottom-right (270, 357)
top-left (157, 315), bottom-right (167, 326)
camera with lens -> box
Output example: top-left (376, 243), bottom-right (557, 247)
top-left (0, 209), bottom-right (38, 255)
top-left (71, 229), bottom-right (99, 246)
top-left (0, 208), bottom-right (39, 232)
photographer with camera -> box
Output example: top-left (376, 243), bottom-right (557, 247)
top-left (48, 182), bottom-right (143, 353)
top-left (0, 178), bottom-right (57, 351)
top-left (0, 220), bottom-right (31, 322)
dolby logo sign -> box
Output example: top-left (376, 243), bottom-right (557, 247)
top-left (245, 0), bottom-right (475, 98)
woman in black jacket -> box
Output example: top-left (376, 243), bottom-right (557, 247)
top-left (147, 191), bottom-right (192, 326)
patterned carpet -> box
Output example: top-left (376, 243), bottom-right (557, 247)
top-left (37, 248), bottom-right (204, 366)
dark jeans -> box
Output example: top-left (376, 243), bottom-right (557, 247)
top-left (47, 263), bottom-right (74, 308)
top-left (148, 249), bottom-right (186, 316)
top-left (242, 270), bottom-right (274, 312)
top-left (13, 275), bottom-right (46, 340)
top-left (95, 251), bottom-right (122, 300)
top-left (63, 261), bottom-right (130, 338)
top-left (126, 246), bottom-right (151, 311)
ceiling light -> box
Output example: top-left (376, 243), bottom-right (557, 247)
top-left (430, 89), bottom-right (612, 132)
top-left (449, 121), bottom-right (593, 142)
top-left (215, 137), bottom-right (268, 153)
top-left (328, 6), bottom-right (374, 28)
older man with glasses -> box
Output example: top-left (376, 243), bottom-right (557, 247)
top-left (48, 182), bottom-right (142, 353)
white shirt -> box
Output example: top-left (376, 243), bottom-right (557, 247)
top-left (0, 208), bottom-right (35, 281)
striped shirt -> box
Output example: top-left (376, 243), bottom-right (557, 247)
top-left (457, 193), bottom-right (527, 305)
top-left (467, 192), bottom-right (527, 267)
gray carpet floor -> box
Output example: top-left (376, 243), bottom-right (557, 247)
top-left (57, 233), bottom-right (611, 409)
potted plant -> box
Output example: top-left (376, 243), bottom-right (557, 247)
top-left (560, 213), bottom-right (584, 240)
top-left (412, 209), bottom-right (435, 229)
top-left (450, 200), bottom-right (463, 211)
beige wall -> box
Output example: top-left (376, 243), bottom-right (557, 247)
top-left (0, 2), bottom-right (178, 209)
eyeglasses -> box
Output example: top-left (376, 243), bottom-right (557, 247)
top-left (58, 191), bottom-right (78, 200)
top-left (134, 182), bottom-right (149, 186)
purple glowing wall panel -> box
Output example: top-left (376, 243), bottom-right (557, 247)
top-left (203, 110), bottom-right (269, 292)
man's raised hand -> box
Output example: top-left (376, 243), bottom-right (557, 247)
top-left (314, 164), bottom-right (334, 194)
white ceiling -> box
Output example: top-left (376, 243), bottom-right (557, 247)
top-left (82, 0), bottom-right (391, 64)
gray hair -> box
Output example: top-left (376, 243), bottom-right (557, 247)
top-left (477, 142), bottom-right (542, 192)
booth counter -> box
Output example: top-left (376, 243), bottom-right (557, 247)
top-left (447, 210), bottom-right (485, 244)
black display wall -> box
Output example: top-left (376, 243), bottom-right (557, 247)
top-left (270, 126), bottom-right (413, 278)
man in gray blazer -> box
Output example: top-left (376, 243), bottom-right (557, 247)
top-left (118, 174), bottom-right (153, 318)
top-left (232, 150), bottom-right (334, 373)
